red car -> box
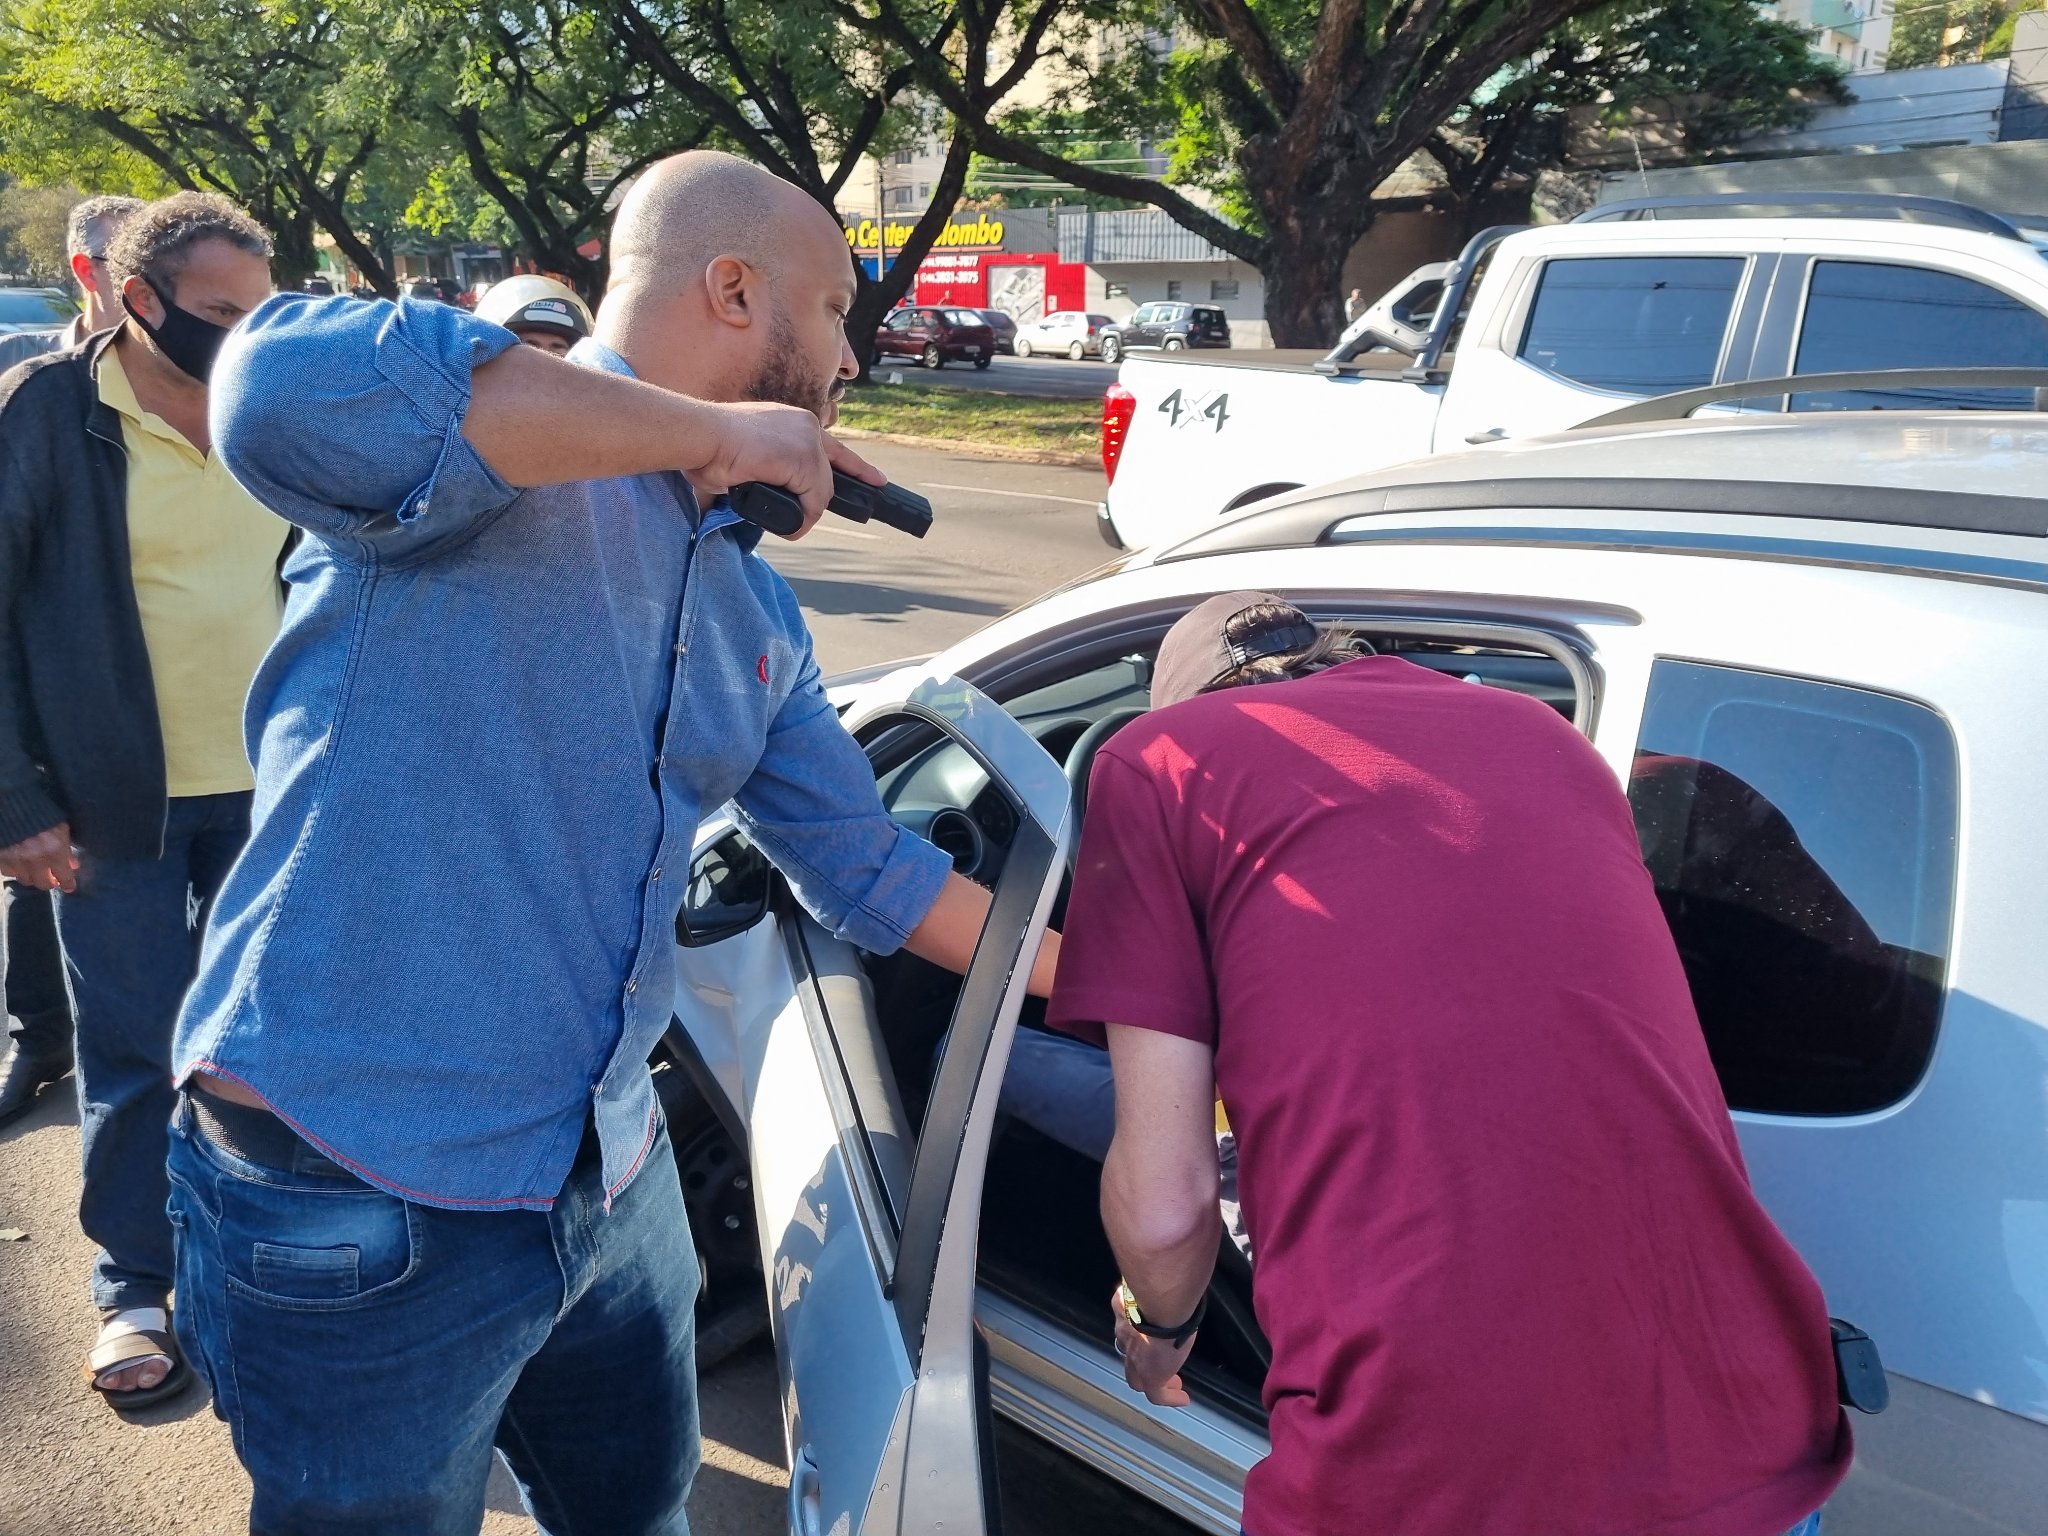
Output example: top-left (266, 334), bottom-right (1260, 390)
top-left (875, 306), bottom-right (996, 369)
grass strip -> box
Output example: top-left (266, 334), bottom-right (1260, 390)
top-left (837, 379), bottom-right (1098, 457)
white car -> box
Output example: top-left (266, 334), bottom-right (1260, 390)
top-left (663, 401), bottom-right (2048, 1535)
top-left (1098, 193), bottom-right (2048, 552)
top-left (1012, 310), bottom-right (1117, 360)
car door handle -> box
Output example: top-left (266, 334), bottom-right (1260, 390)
top-left (1464, 427), bottom-right (1509, 444)
top-left (788, 1446), bottom-right (824, 1536)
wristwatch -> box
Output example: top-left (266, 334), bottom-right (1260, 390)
top-left (1116, 1280), bottom-right (1207, 1348)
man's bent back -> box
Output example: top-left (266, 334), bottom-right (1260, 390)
top-left (1051, 644), bottom-right (1849, 1536)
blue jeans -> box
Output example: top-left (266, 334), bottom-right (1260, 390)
top-left (166, 1095), bottom-right (702, 1536)
top-left (5, 880), bottom-right (73, 1055)
top-left (55, 791), bottom-right (250, 1311)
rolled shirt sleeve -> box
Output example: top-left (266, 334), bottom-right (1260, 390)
top-left (732, 643), bottom-right (953, 956)
top-left (1045, 748), bottom-right (1218, 1048)
top-left (210, 294), bottom-right (521, 561)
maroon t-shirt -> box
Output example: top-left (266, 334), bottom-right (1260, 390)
top-left (1047, 657), bottom-right (1848, 1536)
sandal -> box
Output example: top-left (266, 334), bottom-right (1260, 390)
top-left (83, 1307), bottom-right (192, 1411)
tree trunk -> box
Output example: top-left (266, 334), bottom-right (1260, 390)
top-left (268, 211), bottom-right (321, 291)
top-left (843, 126), bottom-right (976, 382)
top-left (1242, 127), bottom-right (1389, 347)
top-left (1254, 198), bottom-right (1374, 348)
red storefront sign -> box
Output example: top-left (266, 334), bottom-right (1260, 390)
top-left (913, 249), bottom-right (1087, 322)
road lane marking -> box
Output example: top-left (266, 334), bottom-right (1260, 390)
top-left (918, 482), bottom-right (1098, 508)
top-left (813, 522), bottom-right (879, 540)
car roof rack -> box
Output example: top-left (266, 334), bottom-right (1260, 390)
top-left (1579, 366), bottom-right (2048, 427)
top-left (1577, 192), bottom-right (2027, 241)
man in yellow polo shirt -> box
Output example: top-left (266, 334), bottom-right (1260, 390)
top-left (0, 191), bottom-right (282, 1412)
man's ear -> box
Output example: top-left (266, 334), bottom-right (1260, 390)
top-left (70, 250), bottom-right (96, 294)
top-left (120, 273), bottom-right (164, 327)
top-left (702, 255), bottom-right (759, 330)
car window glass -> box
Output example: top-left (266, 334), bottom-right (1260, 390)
top-left (946, 309), bottom-right (983, 326)
top-left (1791, 260), bottom-right (2048, 409)
top-left (0, 291), bottom-right (72, 325)
top-left (1628, 660), bottom-right (1957, 1115)
top-left (885, 311), bottom-right (913, 330)
top-left (1519, 255), bottom-right (1744, 394)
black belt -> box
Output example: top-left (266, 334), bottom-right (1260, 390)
top-left (187, 1082), bottom-right (330, 1173)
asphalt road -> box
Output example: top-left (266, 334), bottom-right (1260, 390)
top-left (0, 443), bottom-right (1193, 1536)
top-left (765, 439), bottom-right (1115, 673)
top-left (873, 350), bottom-right (1121, 399)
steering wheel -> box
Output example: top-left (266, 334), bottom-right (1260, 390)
top-left (1064, 708), bottom-right (1150, 834)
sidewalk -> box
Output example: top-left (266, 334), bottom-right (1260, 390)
top-left (0, 1079), bottom-right (787, 1536)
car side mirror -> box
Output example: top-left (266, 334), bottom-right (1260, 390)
top-left (675, 831), bottom-right (773, 948)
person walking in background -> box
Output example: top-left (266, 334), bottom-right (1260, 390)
top-left (0, 195), bottom-right (145, 371)
top-left (1343, 286), bottom-right (1365, 325)
top-left (0, 191), bottom-right (283, 1412)
top-left (1049, 592), bottom-right (1850, 1536)
top-left (0, 196), bottom-right (144, 1128)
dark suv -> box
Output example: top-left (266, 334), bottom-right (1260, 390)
top-left (1099, 302), bottom-right (1230, 362)
top-left (874, 307), bottom-right (997, 369)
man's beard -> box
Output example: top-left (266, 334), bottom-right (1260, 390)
top-left (747, 304), bottom-right (837, 419)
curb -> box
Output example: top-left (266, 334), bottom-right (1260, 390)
top-left (833, 426), bottom-right (1098, 470)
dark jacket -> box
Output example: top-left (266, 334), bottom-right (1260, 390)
top-left (0, 328), bottom-right (170, 858)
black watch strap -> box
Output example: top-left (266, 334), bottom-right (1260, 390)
top-left (1128, 1291), bottom-right (1208, 1347)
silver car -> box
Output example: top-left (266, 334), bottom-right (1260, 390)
top-left (666, 396), bottom-right (2048, 1534)
top-left (1012, 310), bottom-right (1117, 360)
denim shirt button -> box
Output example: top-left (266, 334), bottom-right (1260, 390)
top-left (651, 868), bottom-right (663, 881)
top-left (674, 642), bottom-right (687, 656)
top-left (625, 978), bottom-right (637, 994)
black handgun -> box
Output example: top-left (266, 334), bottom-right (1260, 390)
top-left (730, 472), bottom-right (934, 539)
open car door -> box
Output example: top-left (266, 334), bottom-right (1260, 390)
top-left (678, 674), bottom-right (1070, 1536)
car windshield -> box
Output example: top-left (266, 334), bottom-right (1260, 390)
top-left (0, 291), bottom-right (72, 326)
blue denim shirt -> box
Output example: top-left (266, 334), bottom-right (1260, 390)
top-left (173, 295), bottom-right (952, 1210)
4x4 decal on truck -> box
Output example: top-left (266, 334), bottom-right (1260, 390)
top-left (1157, 387), bottom-right (1231, 432)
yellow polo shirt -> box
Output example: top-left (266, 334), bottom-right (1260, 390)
top-left (97, 345), bottom-right (285, 796)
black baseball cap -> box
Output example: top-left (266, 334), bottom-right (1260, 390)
top-left (1150, 591), bottom-right (1322, 708)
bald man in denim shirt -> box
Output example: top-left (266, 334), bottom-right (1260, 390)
top-left (165, 152), bottom-right (1052, 1535)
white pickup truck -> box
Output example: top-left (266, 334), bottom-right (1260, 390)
top-left (1095, 194), bottom-right (2048, 551)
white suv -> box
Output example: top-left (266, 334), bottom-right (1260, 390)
top-left (667, 404), bottom-right (2048, 1535)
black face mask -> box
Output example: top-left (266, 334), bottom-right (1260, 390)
top-left (121, 275), bottom-right (230, 383)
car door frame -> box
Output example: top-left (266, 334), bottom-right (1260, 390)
top-left (1428, 243), bottom-right (1779, 450)
top-left (738, 673), bottom-right (1072, 1536)
top-left (1746, 240), bottom-right (2048, 407)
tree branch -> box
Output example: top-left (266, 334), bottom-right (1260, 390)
top-left (1180, 0), bottom-right (1299, 117)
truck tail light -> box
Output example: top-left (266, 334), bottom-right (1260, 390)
top-left (1102, 384), bottom-right (1136, 484)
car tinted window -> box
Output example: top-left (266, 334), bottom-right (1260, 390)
top-left (1791, 260), bottom-right (2048, 409)
top-left (0, 291), bottom-right (72, 325)
top-left (1088, 314), bottom-right (1113, 326)
top-left (1628, 661), bottom-right (1956, 1116)
top-left (946, 309), bottom-right (983, 325)
top-left (1519, 256), bottom-right (1744, 394)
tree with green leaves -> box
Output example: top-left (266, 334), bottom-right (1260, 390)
top-left (868, 0), bottom-right (1623, 344)
top-left (390, 1), bottom-right (706, 301)
top-left (1426, 0), bottom-right (1848, 239)
top-left (0, 0), bottom-right (435, 290)
top-left (1886, 0), bottom-right (2044, 68)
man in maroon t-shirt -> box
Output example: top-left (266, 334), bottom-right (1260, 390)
top-left (1046, 592), bottom-right (1849, 1536)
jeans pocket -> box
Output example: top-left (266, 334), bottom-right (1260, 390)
top-left (223, 1188), bottom-right (420, 1313)
top-left (252, 1241), bottom-right (361, 1300)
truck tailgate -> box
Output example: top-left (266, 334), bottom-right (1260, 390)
top-left (1102, 353), bottom-right (1445, 550)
